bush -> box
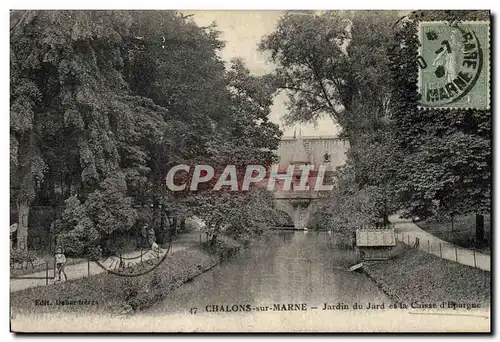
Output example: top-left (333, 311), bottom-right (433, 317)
top-left (11, 238), bottom-right (242, 316)
top-left (10, 248), bottom-right (38, 267)
top-left (50, 175), bottom-right (140, 259)
top-left (201, 238), bottom-right (240, 258)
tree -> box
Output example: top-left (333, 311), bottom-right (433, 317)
top-left (10, 10), bottom-right (54, 249)
top-left (259, 10), bottom-right (399, 143)
top-left (317, 164), bottom-right (380, 246)
top-left (347, 129), bottom-right (402, 224)
top-left (52, 173), bottom-right (137, 257)
top-left (120, 11), bottom-right (231, 231)
top-left (259, 11), bottom-right (403, 235)
top-left (11, 10), bottom-right (284, 256)
top-left (388, 10), bottom-right (491, 241)
top-left (197, 188), bottom-right (279, 243)
top-left (167, 59), bottom-right (282, 243)
top-left (10, 11), bottom-right (167, 251)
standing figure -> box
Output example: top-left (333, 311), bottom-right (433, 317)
top-left (151, 241), bottom-right (160, 258)
top-left (351, 231), bottom-right (357, 250)
top-left (432, 29), bottom-right (462, 84)
top-left (55, 246), bottom-right (67, 281)
top-left (141, 224), bottom-right (148, 248)
top-left (148, 226), bottom-right (156, 246)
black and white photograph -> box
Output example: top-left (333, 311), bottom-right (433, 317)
top-left (8, 9), bottom-right (492, 332)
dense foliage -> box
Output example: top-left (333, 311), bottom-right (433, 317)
top-left (388, 10), bottom-right (491, 240)
top-left (259, 10), bottom-right (398, 143)
top-left (260, 11), bottom-right (401, 238)
top-left (11, 10), bottom-right (491, 254)
top-left (260, 10), bottom-right (491, 243)
top-left (10, 10), bottom-right (282, 255)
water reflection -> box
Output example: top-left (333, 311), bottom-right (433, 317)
top-left (144, 231), bottom-right (388, 315)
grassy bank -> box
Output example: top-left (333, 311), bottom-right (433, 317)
top-left (11, 237), bottom-right (241, 316)
top-left (415, 215), bottom-right (491, 254)
top-left (363, 246), bottom-right (490, 306)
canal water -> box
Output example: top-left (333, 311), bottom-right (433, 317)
top-left (143, 231), bottom-right (388, 315)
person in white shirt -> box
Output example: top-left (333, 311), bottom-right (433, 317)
top-left (151, 241), bottom-right (160, 258)
top-left (55, 246), bottom-right (67, 281)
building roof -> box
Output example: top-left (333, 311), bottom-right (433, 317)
top-left (356, 229), bottom-right (396, 247)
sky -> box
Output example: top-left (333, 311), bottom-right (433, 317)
top-left (184, 10), bottom-right (341, 137)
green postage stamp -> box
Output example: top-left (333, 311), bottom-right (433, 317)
top-left (418, 21), bottom-right (490, 109)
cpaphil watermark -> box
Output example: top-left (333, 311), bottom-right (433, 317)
top-left (93, 163), bottom-right (335, 277)
top-left (165, 164), bottom-right (336, 192)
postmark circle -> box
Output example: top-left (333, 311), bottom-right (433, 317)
top-left (417, 21), bottom-right (489, 108)
top-left (93, 239), bottom-right (172, 277)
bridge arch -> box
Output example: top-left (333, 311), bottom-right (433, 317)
top-left (273, 135), bottom-right (348, 230)
top-left (274, 207), bottom-right (294, 228)
top-left (275, 200), bottom-right (295, 225)
top-left (274, 199), bottom-right (321, 230)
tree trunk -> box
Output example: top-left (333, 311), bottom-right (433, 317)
top-left (17, 201), bottom-right (29, 250)
top-left (168, 216), bottom-right (178, 239)
top-left (383, 215), bottom-right (389, 227)
top-left (210, 234), bottom-right (217, 247)
top-left (451, 215), bottom-right (454, 231)
top-left (476, 214), bottom-right (485, 242)
top-left (152, 199), bottom-right (159, 226)
top-left (160, 209), bottom-right (165, 232)
top-left (383, 199), bottom-right (388, 227)
top-left (171, 217), bottom-right (177, 236)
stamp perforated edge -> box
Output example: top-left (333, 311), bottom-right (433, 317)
top-left (416, 20), bottom-right (491, 111)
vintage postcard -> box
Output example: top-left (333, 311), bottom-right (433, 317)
top-left (10, 9), bottom-right (491, 333)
